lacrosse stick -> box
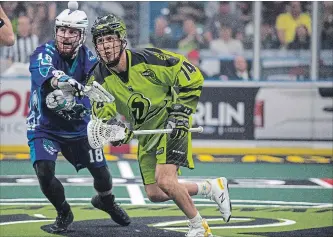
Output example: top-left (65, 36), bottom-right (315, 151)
top-left (83, 81), bottom-right (115, 103)
top-left (87, 118), bottom-right (204, 149)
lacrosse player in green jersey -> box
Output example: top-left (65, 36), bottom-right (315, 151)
top-left (87, 14), bottom-right (231, 236)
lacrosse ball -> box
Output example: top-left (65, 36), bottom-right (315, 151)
top-left (68, 1), bottom-right (79, 11)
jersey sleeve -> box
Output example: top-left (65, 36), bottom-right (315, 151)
top-left (87, 74), bottom-right (118, 121)
top-left (29, 46), bottom-right (58, 87)
top-left (84, 46), bottom-right (98, 79)
top-left (301, 14), bottom-right (312, 33)
top-left (157, 49), bottom-right (204, 112)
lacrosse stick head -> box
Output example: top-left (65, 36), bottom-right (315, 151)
top-left (83, 81), bottom-right (115, 103)
top-left (87, 119), bottom-right (126, 149)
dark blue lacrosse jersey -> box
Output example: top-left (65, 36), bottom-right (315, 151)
top-left (27, 40), bottom-right (97, 141)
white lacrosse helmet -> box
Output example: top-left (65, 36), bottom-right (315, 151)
top-left (55, 1), bottom-right (88, 58)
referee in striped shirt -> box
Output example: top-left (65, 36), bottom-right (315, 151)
top-left (3, 15), bottom-right (39, 63)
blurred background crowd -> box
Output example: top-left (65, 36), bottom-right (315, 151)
top-left (0, 1), bottom-right (332, 81)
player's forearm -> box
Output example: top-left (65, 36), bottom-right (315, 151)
top-left (50, 77), bottom-right (59, 88)
top-left (0, 6), bottom-right (15, 46)
top-left (176, 96), bottom-right (200, 113)
top-left (176, 87), bottom-right (202, 112)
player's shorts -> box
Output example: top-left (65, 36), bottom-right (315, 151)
top-left (138, 131), bottom-right (194, 185)
top-left (28, 136), bottom-right (106, 171)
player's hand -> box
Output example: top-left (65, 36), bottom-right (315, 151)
top-left (52, 70), bottom-right (85, 99)
top-left (106, 118), bottom-right (134, 146)
top-left (166, 104), bottom-right (192, 139)
top-left (46, 89), bottom-right (75, 111)
top-left (58, 77), bottom-right (84, 99)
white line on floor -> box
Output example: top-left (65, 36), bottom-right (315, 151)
top-left (117, 161), bottom-right (145, 205)
top-left (0, 220), bottom-right (54, 226)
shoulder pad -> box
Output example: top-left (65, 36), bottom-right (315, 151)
top-left (131, 48), bottom-right (180, 67)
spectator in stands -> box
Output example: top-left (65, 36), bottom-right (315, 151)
top-left (27, 2), bottom-right (56, 44)
top-left (187, 49), bottom-right (208, 79)
top-left (1, 2), bottom-right (25, 34)
top-left (243, 21), bottom-right (280, 49)
top-left (322, 1), bottom-right (333, 49)
top-left (177, 18), bottom-right (205, 52)
top-left (236, 2), bottom-right (252, 28)
top-left (168, 2), bottom-right (205, 25)
top-left (0, 4), bottom-right (15, 46)
top-left (261, 22), bottom-right (280, 49)
top-left (209, 26), bottom-right (244, 55)
top-left (150, 16), bottom-right (175, 48)
top-left (204, 2), bottom-right (219, 19)
top-left (204, 1), bottom-right (244, 43)
top-left (288, 25), bottom-right (310, 50)
top-left (81, 1), bottom-right (127, 48)
top-left (224, 56), bottom-right (252, 81)
top-left (4, 15), bottom-right (39, 63)
top-left (276, 1), bottom-right (311, 47)
top-left (262, 2), bottom-right (287, 26)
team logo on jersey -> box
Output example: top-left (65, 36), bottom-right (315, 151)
top-left (141, 69), bottom-right (161, 85)
top-left (128, 93), bottom-right (151, 125)
top-left (42, 139), bottom-right (58, 155)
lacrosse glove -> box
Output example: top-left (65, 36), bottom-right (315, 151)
top-left (51, 70), bottom-right (85, 99)
top-left (107, 118), bottom-right (134, 146)
top-left (166, 104), bottom-right (192, 139)
top-left (46, 90), bottom-right (90, 120)
top-left (46, 89), bottom-right (75, 111)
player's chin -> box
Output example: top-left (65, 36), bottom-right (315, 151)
top-left (58, 44), bottom-right (73, 52)
top-left (102, 54), bottom-right (117, 63)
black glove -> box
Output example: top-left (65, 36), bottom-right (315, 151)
top-left (166, 104), bottom-right (192, 139)
top-left (107, 118), bottom-right (134, 146)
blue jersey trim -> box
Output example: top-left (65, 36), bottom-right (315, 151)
top-left (29, 140), bottom-right (36, 165)
top-left (69, 54), bottom-right (79, 76)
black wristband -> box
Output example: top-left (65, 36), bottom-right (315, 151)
top-left (0, 18), bottom-right (5, 28)
top-left (169, 104), bottom-right (193, 116)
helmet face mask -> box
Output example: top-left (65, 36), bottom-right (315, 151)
top-left (55, 8), bottom-right (88, 59)
top-left (55, 26), bottom-right (82, 59)
top-left (94, 33), bottom-right (127, 68)
top-left (91, 14), bottom-right (127, 68)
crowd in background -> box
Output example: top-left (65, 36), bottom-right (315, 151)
top-left (0, 1), bottom-right (332, 81)
top-left (150, 1), bottom-right (333, 52)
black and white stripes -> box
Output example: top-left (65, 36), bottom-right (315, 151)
top-left (2, 34), bottom-right (39, 63)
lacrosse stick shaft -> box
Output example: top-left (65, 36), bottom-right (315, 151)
top-left (92, 81), bottom-right (115, 102)
top-left (133, 126), bottom-right (203, 135)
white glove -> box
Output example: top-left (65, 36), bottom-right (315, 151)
top-left (51, 70), bottom-right (85, 99)
top-left (106, 118), bottom-right (134, 145)
top-left (46, 89), bottom-right (75, 111)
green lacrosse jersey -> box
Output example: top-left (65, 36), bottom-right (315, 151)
top-left (87, 48), bottom-right (204, 132)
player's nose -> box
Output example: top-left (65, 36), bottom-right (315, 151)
top-left (64, 29), bottom-right (73, 38)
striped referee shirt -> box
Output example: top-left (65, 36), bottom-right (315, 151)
top-left (2, 34), bottom-right (39, 63)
